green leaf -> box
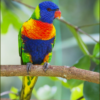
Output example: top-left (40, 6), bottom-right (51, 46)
top-left (71, 84), bottom-right (85, 100)
top-left (83, 65), bottom-right (99, 100)
top-left (1, 2), bottom-right (22, 34)
top-left (94, 0), bottom-right (99, 21)
top-left (74, 55), bottom-right (90, 69)
top-left (67, 55), bottom-right (91, 88)
top-left (92, 43), bottom-right (100, 64)
top-left (50, 77), bottom-right (70, 88)
top-left (93, 43), bottom-right (100, 57)
top-left (66, 24), bottom-right (89, 55)
top-left (9, 87), bottom-right (19, 99)
top-left (50, 77), bottom-right (60, 81)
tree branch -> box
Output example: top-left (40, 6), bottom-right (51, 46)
top-left (78, 23), bottom-right (100, 28)
top-left (1, 65), bottom-right (99, 84)
top-left (0, 91), bottom-right (18, 97)
top-left (12, 0), bottom-right (35, 9)
top-left (58, 18), bottom-right (100, 43)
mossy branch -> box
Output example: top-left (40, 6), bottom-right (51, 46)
top-left (1, 65), bottom-right (99, 84)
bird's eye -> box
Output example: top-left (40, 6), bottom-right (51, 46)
top-left (47, 8), bottom-right (52, 11)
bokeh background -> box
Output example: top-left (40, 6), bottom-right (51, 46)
top-left (1, 0), bottom-right (99, 100)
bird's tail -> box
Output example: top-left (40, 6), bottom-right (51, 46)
top-left (20, 76), bottom-right (38, 100)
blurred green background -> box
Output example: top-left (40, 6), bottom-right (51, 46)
top-left (1, 0), bottom-right (99, 100)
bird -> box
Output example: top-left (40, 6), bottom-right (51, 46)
top-left (18, 1), bottom-right (61, 100)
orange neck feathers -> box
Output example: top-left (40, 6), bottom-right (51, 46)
top-left (21, 19), bottom-right (56, 40)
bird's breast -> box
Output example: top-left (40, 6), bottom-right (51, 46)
top-left (22, 35), bottom-right (55, 64)
top-left (21, 19), bottom-right (56, 40)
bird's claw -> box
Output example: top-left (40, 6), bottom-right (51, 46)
top-left (27, 63), bottom-right (32, 75)
top-left (43, 62), bottom-right (50, 72)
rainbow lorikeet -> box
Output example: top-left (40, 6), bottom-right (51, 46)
top-left (18, 1), bottom-right (61, 100)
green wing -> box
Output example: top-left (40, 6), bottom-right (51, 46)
top-left (18, 27), bottom-right (32, 64)
top-left (45, 36), bottom-right (56, 63)
top-left (18, 28), bottom-right (22, 57)
top-left (52, 35), bottom-right (56, 48)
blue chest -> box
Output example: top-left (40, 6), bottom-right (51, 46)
top-left (22, 35), bottom-right (54, 64)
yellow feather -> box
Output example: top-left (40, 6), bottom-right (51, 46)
top-left (20, 76), bottom-right (38, 100)
top-left (34, 5), bottom-right (40, 19)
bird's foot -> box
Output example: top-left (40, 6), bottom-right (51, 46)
top-left (43, 62), bottom-right (50, 72)
top-left (26, 63), bottom-right (32, 75)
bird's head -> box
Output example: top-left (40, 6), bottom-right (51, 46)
top-left (31, 1), bottom-right (61, 24)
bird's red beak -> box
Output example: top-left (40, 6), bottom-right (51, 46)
top-left (54, 10), bottom-right (61, 19)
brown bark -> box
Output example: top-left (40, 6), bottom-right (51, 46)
top-left (1, 65), bottom-right (99, 84)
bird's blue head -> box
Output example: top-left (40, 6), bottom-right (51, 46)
top-left (31, 1), bottom-right (61, 24)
